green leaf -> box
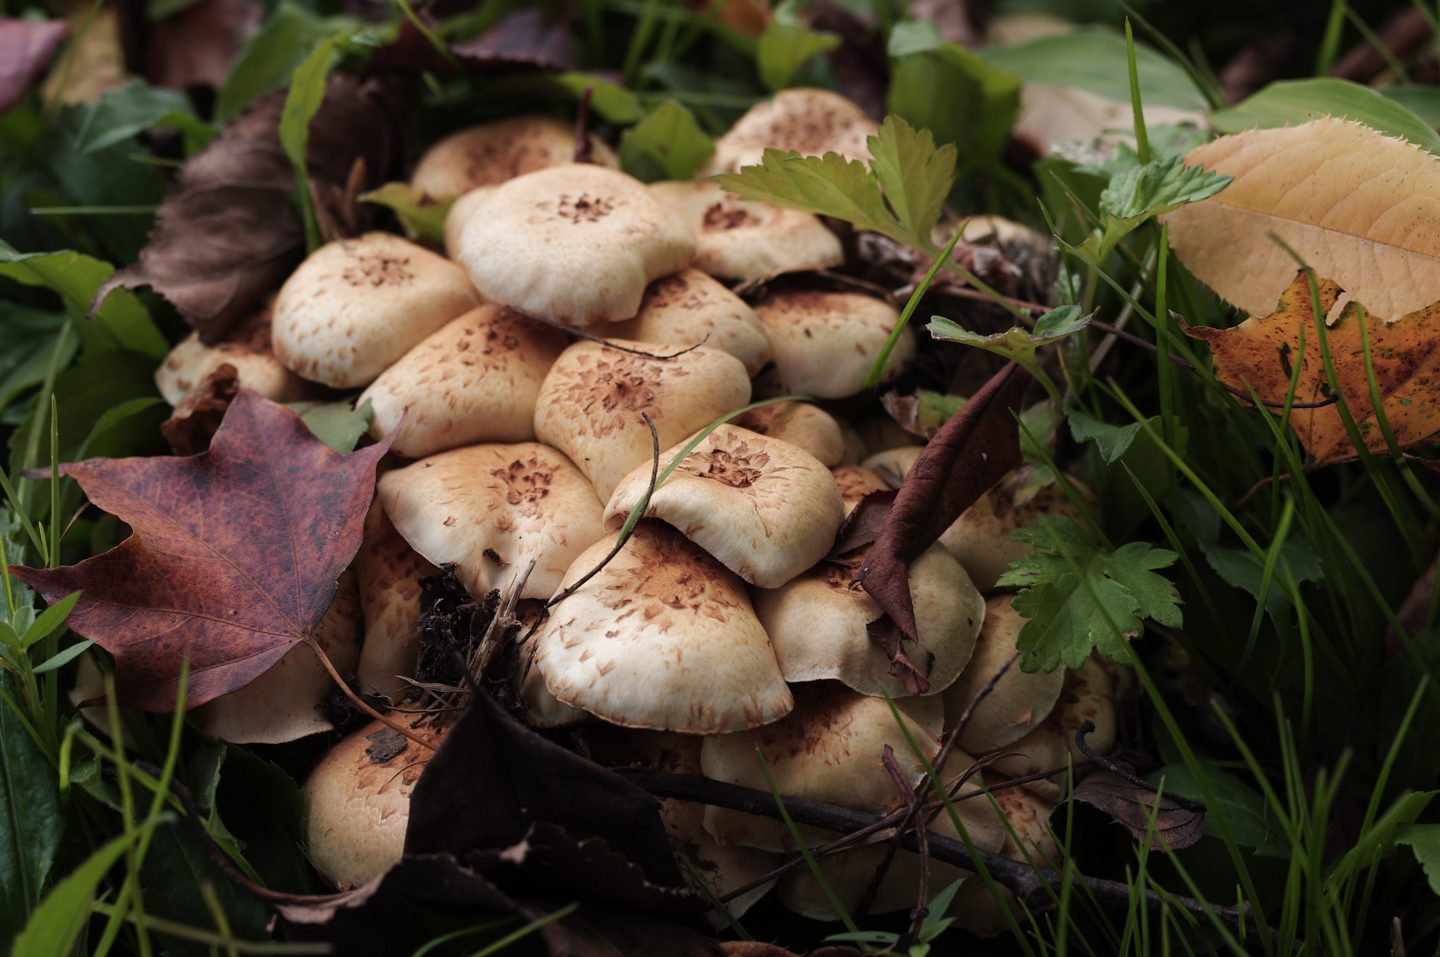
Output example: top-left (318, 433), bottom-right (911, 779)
top-left (216, 3), bottom-right (330, 121)
top-left (1201, 537), bottom-right (1323, 622)
top-left (0, 245), bottom-right (166, 359)
top-left (867, 116), bottom-right (957, 240)
top-left (1397, 824), bottom-right (1440, 895)
top-left (360, 183), bottom-right (454, 244)
top-left (1068, 409), bottom-right (1149, 464)
top-left (1379, 86), bottom-right (1440, 131)
top-left (889, 41), bottom-right (1019, 172)
top-left (981, 30), bottom-right (1207, 111)
top-left (280, 36), bottom-right (341, 253)
top-left (0, 307), bottom-right (72, 420)
top-left (1099, 154), bottom-right (1230, 222)
top-left (1211, 78), bottom-right (1440, 155)
top-left (290, 398), bottom-right (373, 453)
top-left (929, 306), bottom-right (1089, 378)
top-left (756, 19), bottom-right (839, 91)
top-left (21, 591), bottom-right (79, 650)
top-left (998, 515), bottom-right (1182, 671)
top-left (553, 73), bottom-right (642, 123)
top-left (74, 80), bottom-right (215, 157)
top-left (1146, 763), bottom-right (1287, 857)
top-left (886, 19), bottom-right (943, 59)
top-left (0, 673), bottom-right (64, 955)
top-left (32, 640), bottom-right (96, 675)
top-left (619, 100), bottom-right (714, 183)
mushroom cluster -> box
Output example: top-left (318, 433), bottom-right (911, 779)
top-left (154, 88), bottom-right (1123, 930)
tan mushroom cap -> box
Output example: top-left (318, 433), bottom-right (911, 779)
top-left (606, 268), bottom-right (772, 376)
top-left (949, 780), bottom-right (1060, 935)
top-left (837, 422), bottom-right (867, 465)
top-left (272, 232), bottom-right (479, 388)
top-left (831, 464), bottom-right (889, 512)
top-left (754, 543), bottom-right (983, 697)
top-left (533, 340), bottom-right (752, 503)
top-left (378, 443), bottom-right (607, 602)
top-left (734, 401), bottom-right (845, 467)
top-left (988, 720), bottom-right (1070, 801)
top-left (156, 309), bottom-right (307, 406)
top-left (443, 186), bottom-right (494, 260)
top-left (359, 304), bottom-right (567, 458)
top-left (456, 164), bottom-right (696, 326)
top-left (939, 465), bottom-right (1088, 592)
top-left (855, 415), bottom-right (919, 457)
top-left (355, 504), bottom-right (439, 703)
top-left (649, 180), bottom-right (842, 282)
top-left (701, 684), bottom-right (942, 853)
top-left (533, 522), bottom-right (793, 734)
top-left (304, 716), bottom-right (449, 888)
top-left (604, 425), bottom-right (843, 589)
top-left (411, 115), bottom-right (617, 198)
top-left (710, 88), bottom-right (877, 173)
top-left (197, 571), bottom-right (359, 744)
top-left (943, 596), bottom-right (1066, 753)
top-left (1056, 658), bottom-right (1117, 763)
top-left (860, 443), bottom-right (922, 488)
top-left (754, 290), bottom-right (915, 398)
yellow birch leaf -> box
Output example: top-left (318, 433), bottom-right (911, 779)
top-left (1185, 271), bottom-right (1440, 465)
top-left (1164, 117), bottom-right (1440, 319)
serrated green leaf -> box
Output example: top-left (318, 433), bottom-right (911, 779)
top-left (360, 183), bottom-right (453, 245)
top-left (1397, 824), bottom-right (1440, 895)
top-left (1213, 78), bottom-right (1440, 155)
top-left (1099, 154), bottom-right (1230, 222)
top-left (618, 100), bottom-right (714, 183)
top-left (714, 149), bottom-right (900, 238)
top-left (756, 19), bottom-right (839, 91)
top-left (929, 306), bottom-right (1088, 378)
top-left (868, 116), bottom-right (956, 239)
top-left (290, 398), bottom-right (373, 452)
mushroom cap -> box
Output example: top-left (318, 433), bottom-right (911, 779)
top-left (754, 290), bottom-right (915, 398)
top-left (855, 414), bottom-right (919, 457)
top-left (943, 595), bottom-right (1066, 753)
top-left (734, 401), bottom-right (845, 467)
top-left (197, 570), bottom-right (359, 744)
top-left (939, 465), bottom-right (1087, 592)
top-left (303, 716), bottom-right (449, 888)
top-left (710, 88), bottom-right (877, 173)
top-left (606, 268), bottom-right (772, 376)
top-left (988, 720), bottom-right (1070, 801)
top-left (411, 115), bottom-right (617, 197)
top-left (156, 312), bottom-right (307, 406)
top-left (860, 443), bottom-right (922, 489)
top-left (359, 304), bottom-right (567, 458)
top-left (355, 504), bottom-right (439, 703)
top-left (533, 340), bottom-right (752, 503)
top-left (1056, 658), bottom-right (1117, 763)
top-left (649, 180), bottom-right (842, 282)
top-left (443, 186), bottom-right (495, 259)
top-left (272, 232), bottom-right (479, 388)
top-left (518, 615), bottom-right (591, 729)
top-left (754, 543), bottom-right (983, 697)
top-left (837, 422), bottom-right (867, 465)
top-left (456, 164), bottom-right (696, 326)
top-left (831, 464), bottom-right (889, 512)
top-left (378, 443), bottom-right (607, 602)
top-left (947, 778), bottom-right (1060, 935)
top-left (533, 521), bottom-right (793, 734)
top-left (701, 683), bottom-right (942, 853)
top-left (603, 425), bottom-right (844, 589)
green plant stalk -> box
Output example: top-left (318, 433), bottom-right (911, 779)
top-left (863, 222), bottom-right (968, 392)
top-left (1124, 20), bottom-right (1151, 165)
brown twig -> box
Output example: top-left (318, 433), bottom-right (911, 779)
top-left (304, 635), bottom-right (437, 752)
top-left (513, 308), bottom-right (707, 359)
top-left (572, 86), bottom-right (594, 165)
top-left (1073, 720), bottom-right (1207, 814)
top-left (882, 745), bottom-right (930, 949)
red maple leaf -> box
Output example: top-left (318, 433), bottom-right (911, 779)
top-left (12, 391), bottom-right (392, 711)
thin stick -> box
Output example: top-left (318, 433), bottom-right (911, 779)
top-left (304, 636), bottom-right (437, 752)
top-left (572, 87), bottom-right (595, 165)
top-left (514, 308), bottom-right (707, 359)
top-left (1073, 720), bottom-right (1206, 814)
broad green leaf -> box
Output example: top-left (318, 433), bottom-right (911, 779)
top-left (360, 183), bottom-right (453, 245)
top-left (1146, 762), bottom-right (1287, 857)
top-left (0, 245), bottom-right (166, 359)
top-left (889, 42), bottom-right (1019, 172)
top-left (714, 149), bottom-right (900, 239)
top-left (867, 116), bottom-right (956, 240)
top-left (886, 19), bottom-right (943, 59)
top-left (0, 673), bottom-right (64, 955)
top-left (1202, 537), bottom-right (1323, 622)
top-left (1212, 78), bottom-right (1440, 155)
top-left (74, 80), bottom-right (215, 156)
top-left (756, 19), bottom-right (839, 91)
top-left (618, 100), bottom-right (714, 183)
top-left (216, 3), bottom-right (330, 121)
top-left (32, 640), bottom-right (95, 675)
top-left (1099, 154), bottom-right (1230, 222)
top-left (21, 591), bottom-right (80, 649)
top-left (1397, 824), bottom-right (1440, 895)
top-left (930, 306), bottom-right (1089, 378)
top-left (0, 307), bottom-right (72, 419)
top-left (981, 30), bottom-right (1207, 111)
top-left (1379, 86), bottom-right (1440, 131)
top-left (554, 73), bottom-right (642, 123)
top-left (999, 515), bottom-right (1182, 671)
top-left (291, 398), bottom-right (373, 453)
top-left (1069, 409), bottom-right (1149, 464)
top-left (280, 36), bottom-right (340, 252)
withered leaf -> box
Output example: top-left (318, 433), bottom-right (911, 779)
top-left (160, 362), bottom-right (239, 455)
top-left (95, 75), bottom-right (403, 343)
top-left (143, 0), bottom-right (261, 92)
top-left (1071, 770), bottom-right (1205, 852)
top-left (367, 10), bottom-right (574, 75)
top-left (1185, 270), bottom-right (1440, 464)
top-left (0, 19), bottom-right (67, 112)
top-left (12, 391), bottom-right (392, 711)
top-left (856, 362), bottom-right (1030, 692)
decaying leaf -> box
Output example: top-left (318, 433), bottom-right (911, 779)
top-left (367, 11), bottom-right (575, 75)
top-left (143, 0), bottom-right (262, 92)
top-left (1164, 117), bottom-right (1440, 319)
top-left (1185, 271), bottom-right (1440, 463)
top-left (1071, 769), bottom-right (1206, 851)
top-left (12, 391), bottom-right (392, 711)
top-left (161, 363), bottom-right (240, 455)
top-left (0, 19), bottom-right (67, 112)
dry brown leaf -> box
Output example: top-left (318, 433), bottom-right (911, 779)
top-left (1185, 271), bottom-right (1440, 464)
top-left (1164, 117), bottom-right (1440, 319)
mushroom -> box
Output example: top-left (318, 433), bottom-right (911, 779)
top-left (532, 521), bottom-right (793, 734)
top-left (1055, 658), bottom-right (1118, 763)
top-left (603, 425), bottom-right (844, 589)
top-left (987, 720), bottom-right (1070, 801)
top-left (354, 504), bottom-right (439, 703)
top-left (855, 414), bottom-right (919, 457)
top-left (358, 304), bottom-right (567, 458)
top-left (831, 464), bottom-right (889, 510)
top-left (377, 443), bottom-right (607, 601)
top-left (942, 596), bottom-right (1065, 754)
top-left (709, 88), bottom-right (878, 173)
top-left (837, 422), bottom-right (868, 465)
top-left (411, 115), bottom-right (617, 198)
top-left (442, 186), bottom-right (494, 259)
top-left (860, 444), bottom-right (922, 489)
top-left (532, 340), bottom-right (751, 503)
top-left (455, 164), bottom-right (696, 326)
top-left (733, 401), bottom-right (845, 467)
top-left (753, 291), bottom-right (915, 398)
top-left (649, 180), bottom-right (842, 283)
top-left (271, 232), bottom-right (479, 388)
top-left (155, 308), bottom-right (307, 406)
top-left (303, 716), bottom-right (449, 888)
top-left (948, 780), bottom-right (1060, 935)
top-left (605, 268), bottom-right (772, 376)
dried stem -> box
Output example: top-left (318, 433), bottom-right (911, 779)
top-left (304, 635), bottom-right (437, 752)
top-left (572, 86), bottom-right (594, 165)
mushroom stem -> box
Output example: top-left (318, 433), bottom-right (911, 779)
top-left (302, 635), bottom-right (437, 752)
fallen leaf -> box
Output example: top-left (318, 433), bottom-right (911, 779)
top-left (143, 0), bottom-right (262, 92)
top-left (1163, 117), bottom-right (1440, 319)
top-left (367, 10), bottom-right (574, 75)
top-left (0, 19), bottom-right (67, 113)
top-left (160, 363), bottom-right (240, 455)
top-left (880, 390), bottom-right (966, 439)
top-left (11, 391), bottom-right (392, 711)
top-left (95, 75), bottom-right (403, 343)
top-left (1184, 271), bottom-right (1440, 463)
top-left (1071, 769), bottom-right (1205, 852)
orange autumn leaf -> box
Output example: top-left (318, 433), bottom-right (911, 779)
top-left (1185, 271), bottom-right (1440, 465)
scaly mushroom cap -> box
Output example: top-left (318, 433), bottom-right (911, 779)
top-left (831, 464), bottom-right (889, 512)
top-left (989, 720), bottom-right (1070, 801)
top-left (649, 180), bottom-right (842, 282)
top-left (710, 88), bottom-right (877, 173)
top-left (359, 304), bottom-right (567, 458)
top-left (443, 186), bottom-right (494, 259)
top-left (533, 340), bottom-right (752, 502)
top-left (272, 232), bottom-right (479, 388)
top-left (735, 401), bottom-right (845, 467)
top-left (156, 310), bottom-right (307, 406)
top-left (604, 425), bottom-right (844, 589)
top-left (411, 115), bottom-right (617, 197)
top-left (939, 465), bottom-right (1088, 591)
top-left (1056, 658), bottom-right (1117, 763)
top-left (378, 443), bottom-right (607, 601)
top-left (606, 268), bottom-right (772, 376)
top-left (304, 716), bottom-right (449, 888)
top-left (943, 596), bottom-right (1065, 753)
top-left (197, 571), bottom-right (359, 744)
top-left (456, 164), bottom-right (696, 326)
top-left (701, 684), bottom-right (943, 852)
top-left (754, 543), bottom-right (983, 697)
top-left (754, 291), bottom-right (915, 398)
top-left (355, 504), bottom-right (439, 703)
top-left (533, 522), bottom-right (793, 734)
top-left (519, 633), bottom-right (590, 729)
